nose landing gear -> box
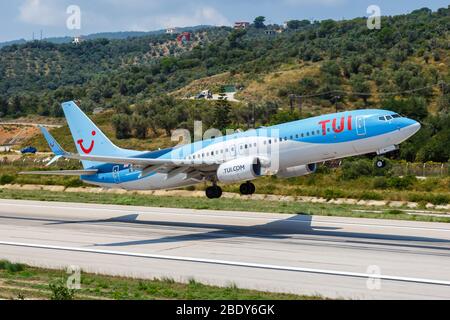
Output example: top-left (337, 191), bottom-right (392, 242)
top-left (240, 182), bottom-right (256, 195)
top-left (375, 159), bottom-right (387, 169)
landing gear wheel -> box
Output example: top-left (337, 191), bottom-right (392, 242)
top-left (240, 182), bottom-right (256, 195)
top-left (375, 159), bottom-right (386, 169)
top-left (206, 186), bottom-right (222, 199)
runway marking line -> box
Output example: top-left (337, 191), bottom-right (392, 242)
top-left (1, 201), bottom-right (449, 233)
top-left (0, 240), bottom-right (449, 287)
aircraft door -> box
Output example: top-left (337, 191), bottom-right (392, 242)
top-left (112, 166), bottom-right (120, 184)
top-left (356, 116), bottom-right (366, 136)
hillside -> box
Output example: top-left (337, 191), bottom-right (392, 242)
top-left (1, 6), bottom-right (449, 162)
top-left (0, 26), bottom-right (212, 48)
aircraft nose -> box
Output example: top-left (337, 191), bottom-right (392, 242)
top-left (408, 119), bottom-right (421, 134)
top-left (402, 118), bottom-right (421, 137)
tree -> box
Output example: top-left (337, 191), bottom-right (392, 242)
top-left (0, 96), bottom-right (8, 117)
top-left (286, 20), bottom-right (310, 30)
top-left (132, 115), bottom-right (149, 139)
top-left (228, 29), bottom-right (247, 48)
top-left (8, 96), bottom-right (22, 116)
top-left (416, 129), bottom-right (450, 162)
top-left (381, 97), bottom-right (428, 121)
top-left (350, 74), bottom-right (371, 105)
top-left (212, 100), bottom-right (231, 130)
top-left (112, 114), bottom-right (132, 139)
top-left (119, 82), bottom-right (128, 96)
top-left (147, 95), bottom-right (182, 136)
top-left (321, 61), bottom-right (341, 78)
top-left (253, 16), bottom-right (266, 29)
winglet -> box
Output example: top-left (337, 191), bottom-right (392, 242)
top-left (38, 125), bottom-right (67, 166)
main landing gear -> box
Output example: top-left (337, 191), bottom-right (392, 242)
top-left (240, 182), bottom-right (256, 196)
top-left (205, 182), bottom-right (256, 199)
top-left (206, 185), bottom-right (223, 199)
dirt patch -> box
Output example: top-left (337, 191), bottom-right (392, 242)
top-left (0, 125), bottom-right (40, 146)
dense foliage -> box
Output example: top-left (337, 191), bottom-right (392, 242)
top-left (0, 6), bottom-right (449, 162)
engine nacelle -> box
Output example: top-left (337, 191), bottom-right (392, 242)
top-left (217, 157), bottom-right (262, 184)
top-left (276, 163), bottom-right (317, 179)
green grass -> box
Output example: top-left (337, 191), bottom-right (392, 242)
top-left (0, 188), bottom-right (449, 223)
top-left (0, 260), bottom-right (319, 300)
top-left (2, 162), bottom-right (448, 205)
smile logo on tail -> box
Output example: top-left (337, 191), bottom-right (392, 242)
top-left (77, 131), bottom-right (96, 154)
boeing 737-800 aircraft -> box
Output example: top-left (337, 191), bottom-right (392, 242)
top-left (22, 101), bottom-right (421, 199)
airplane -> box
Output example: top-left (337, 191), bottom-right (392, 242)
top-left (21, 101), bottom-right (421, 199)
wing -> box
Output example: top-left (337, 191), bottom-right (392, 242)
top-left (19, 169), bottom-right (98, 176)
top-left (65, 153), bottom-right (220, 168)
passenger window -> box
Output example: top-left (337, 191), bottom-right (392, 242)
top-left (295, 134), bottom-right (299, 139)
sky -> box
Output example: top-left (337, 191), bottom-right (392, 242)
top-left (0, 0), bottom-right (448, 42)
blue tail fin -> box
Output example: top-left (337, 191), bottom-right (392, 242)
top-left (61, 101), bottom-right (137, 169)
top-left (39, 126), bottom-right (65, 156)
top-left (39, 125), bottom-right (66, 166)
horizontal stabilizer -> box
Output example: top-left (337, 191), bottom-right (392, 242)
top-left (19, 169), bottom-right (98, 176)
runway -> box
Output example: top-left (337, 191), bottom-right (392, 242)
top-left (0, 199), bottom-right (449, 299)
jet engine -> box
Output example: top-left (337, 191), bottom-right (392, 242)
top-left (276, 163), bottom-right (317, 179)
top-left (217, 157), bottom-right (262, 183)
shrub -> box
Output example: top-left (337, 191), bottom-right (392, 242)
top-left (0, 174), bottom-right (15, 185)
top-left (0, 260), bottom-right (25, 273)
top-left (49, 279), bottom-right (75, 300)
top-left (341, 159), bottom-right (374, 180)
top-left (359, 191), bottom-right (383, 200)
top-left (63, 178), bottom-right (84, 188)
top-left (387, 176), bottom-right (416, 190)
top-left (323, 188), bottom-right (344, 200)
top-left (372, 177), bottom-right (388, 189)
top-left (429, 194), bottom-right (450, 205)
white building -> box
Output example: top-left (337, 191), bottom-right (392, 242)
top-left (166, 28), bottom-right (178, 35)
top-left (72, 36), bottom-right (83, 44)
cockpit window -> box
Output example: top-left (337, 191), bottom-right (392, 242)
top-left (386, 115), bottom-right (393, 120)
top-left (392, 114), bottom-right (401, 118)
top-left (379, 117), bottom-right (386, 121)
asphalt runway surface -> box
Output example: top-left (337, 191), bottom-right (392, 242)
top-left (0, 199), bottom-right (449, 299)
